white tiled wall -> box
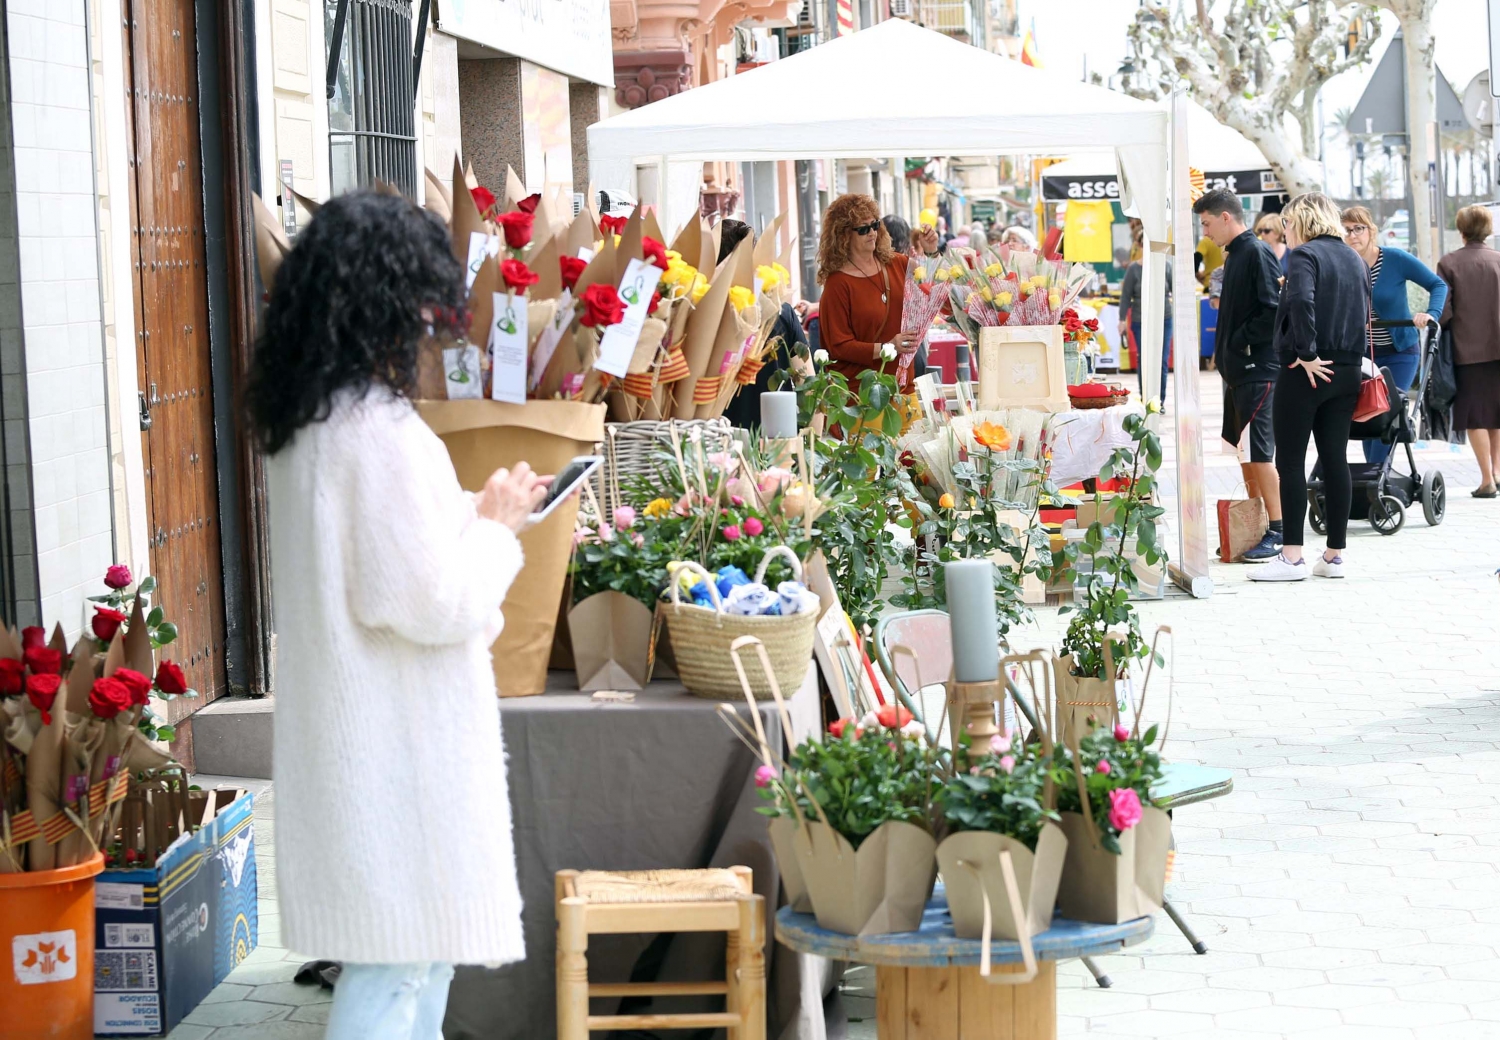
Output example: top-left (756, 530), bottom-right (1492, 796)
top-left (6, 0), bottom-right (114, 637)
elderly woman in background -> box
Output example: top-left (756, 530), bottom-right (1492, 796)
top-left (1341, 204), bottom-right (1448, 464)
top-left (1254, 212), bottom-right (1289, 276)
top-left (1437, 204), bottom-right (1500, 497)
top-left (817, 193), bottom-right (938, 391)
top-left (1001, 225), bottom-right (1038, 251)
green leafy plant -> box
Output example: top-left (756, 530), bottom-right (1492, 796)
top-left (1058, 410), bottom-right (1168, 678)
top-left (1052, 721), bottom-right (1165, 854)
top-left (938, 729), bottom-right (1058, 850)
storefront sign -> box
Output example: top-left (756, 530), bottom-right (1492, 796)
top-left (1043, 168), bottom-right (1281, 202)
top-left (437, 0), bottom-right (612, 87)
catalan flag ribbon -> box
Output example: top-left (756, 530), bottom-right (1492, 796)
top-left (1020, 20), bottom-right (1042, 67)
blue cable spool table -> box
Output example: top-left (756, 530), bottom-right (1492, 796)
top-left (775, 888), bottom-right (1153, 1039)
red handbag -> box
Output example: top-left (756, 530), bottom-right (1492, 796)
top-left (1352, 310), bottom-right (1390, 423)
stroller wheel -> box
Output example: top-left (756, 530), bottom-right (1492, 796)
top-left (1421, 469), bottom-right (1446, 526)
top-left (1370, 494), bottom-right (1406, 535)
top-left (1307, 492), bottom-right (1328, 535)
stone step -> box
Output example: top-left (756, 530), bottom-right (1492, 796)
top-left (190, 695), bottom-right (274, 779)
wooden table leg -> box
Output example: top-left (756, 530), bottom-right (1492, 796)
top-left (871, 962), bottom-right (1057, 1040)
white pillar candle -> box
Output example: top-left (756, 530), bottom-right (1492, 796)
top-left (945, 559), bottom-right (999, 683)
top-left (760, 391), bottom-right (798, 441)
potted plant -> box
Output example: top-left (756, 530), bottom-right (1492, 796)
top-left (935, 727), bottom-right (1067, 943)
top-left (1052, 718), bottom-right (1171, 924)
top-left (781, 705), bottom-right (940, 936)
top-left (1056, 408), bottom-right (1168, 744)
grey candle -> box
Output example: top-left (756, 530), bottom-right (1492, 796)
top-left (760, 391), bottom-right (798, 441)
top-left (946, 559), bottom-right (998, 683)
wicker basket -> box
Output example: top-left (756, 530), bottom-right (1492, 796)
top-left (664, 548), bottom-right (818, 700)
top-left (590, 419), bottom-right (739, 514)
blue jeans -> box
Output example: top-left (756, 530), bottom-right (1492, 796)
top-left (1130, 319), bottom-right (1174, 404)
top-left (326, 963), bottom-right (454, 1040)
top-left (1363, 350), bottom-right (1420, 464)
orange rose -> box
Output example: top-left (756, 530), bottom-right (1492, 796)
top-left (938, 493), bottom-right (955, 509)
top-left (973, 421), bottom-right (1011, 451)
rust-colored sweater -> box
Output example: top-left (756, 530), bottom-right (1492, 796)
top-left (820, 253), bottom-right (910, 389)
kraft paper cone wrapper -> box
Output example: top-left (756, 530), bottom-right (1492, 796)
top-left (63, 627), bottom-right (97, 716)
top-left (466, 256), bottom-right (500, 350)
top-left (503, 165), bottom-right (526, 207)
top-left (3, 698), bottom-right (33, 757)
top-left (641, 207), bottom-right (666, 248)
top-left (669, 217), bottom-right (701, 270)
top-left (694, 238), bottom-right (757, 419)
top-left (671, 250), bottom-right (735, 418)
top-left (1056, 806), bottom-right (1171, 924)
top-left (617, 206), bottom-right (645, 264)
top-left (125, 597), bottom-right (154, 676)
top-left (628, 317), bottom-right (668, 375)
top-left (450, 155), bottom-right (487, 266)
top-left (415, 400), bottom-right (605, 696)
top-left (24, 664), bottom-right (70, 871)
top-left (567, 591), bottom-right (656, 692)
top-left (0, 625), bottom-right (22, 661)
top-left (566, 213), bottom-right (597, 258)
top-left (709, 220), bottom-right (723, 265)
top-left (753, 213), bottom-right (785, 267)
top-left (55, 714), bottom-right (104, 867)
top-left (936, 825), bottom-right (1067, 941)
top-left (424, 166), bottom-right (453, 223)
top-left (528, 234), bottom-right (563, 300)
top-left (792, 819), bottom-right (936, 936)
top-left (252, 192), bottom-right (292, 293)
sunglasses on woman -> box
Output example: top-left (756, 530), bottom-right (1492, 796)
top-left (1256, 228), bottom-right (1276, 237)
top-left (852, 220), bottom-right (881, 236)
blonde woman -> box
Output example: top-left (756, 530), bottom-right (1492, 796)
top-left (1249, 192), bottom-right (1371, 583)
top-left (1253, 212), bottom-right (1288, 274)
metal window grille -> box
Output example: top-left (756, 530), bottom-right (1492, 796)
top-left (326, 0), bottom-right (417, 197)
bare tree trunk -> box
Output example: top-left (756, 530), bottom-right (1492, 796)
top-left (1398, 10), bottom-right (1438, 263)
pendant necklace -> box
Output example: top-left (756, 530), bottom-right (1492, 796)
top-left (855, 258), bottom-right (888, 304)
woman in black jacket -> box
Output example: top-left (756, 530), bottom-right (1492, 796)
top-left (1249, 192), bottom-right (1370, 583)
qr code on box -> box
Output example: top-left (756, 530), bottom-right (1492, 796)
top-left (104, 923), bottom-right (155, 949)
top-left (95, 949), bottom-right (159, 992)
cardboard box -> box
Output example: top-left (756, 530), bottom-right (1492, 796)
top-left (94, 790), bottom-right (258, 1036)
top-left (975, 325), bottom-right (1069, 412)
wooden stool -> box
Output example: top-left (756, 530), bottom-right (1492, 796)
top-left (555, 866), bottom-right (766, 1039)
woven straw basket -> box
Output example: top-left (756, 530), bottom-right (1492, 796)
top-left (665, 547), bottom-right (818, 700)
top-left (590, 419), bottom-right (737, 512)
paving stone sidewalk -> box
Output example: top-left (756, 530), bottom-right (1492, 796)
top-left (175, 373), bottom-right (1500, 1039)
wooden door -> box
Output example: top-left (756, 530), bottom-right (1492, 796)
top-left (122, 0), bottom-right (228, 707)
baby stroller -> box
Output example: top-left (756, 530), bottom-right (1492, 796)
top-left (1307, 322), bottom-right (1446, 537)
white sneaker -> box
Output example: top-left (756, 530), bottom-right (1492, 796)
top-left (1247, 552), bottom-right (1309, 582)
top-left (1313, 553), bottom-right (1345, 578)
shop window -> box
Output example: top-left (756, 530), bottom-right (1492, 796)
top-left (325, 0), bottom-right (417, 197)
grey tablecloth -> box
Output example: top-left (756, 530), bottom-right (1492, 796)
top-left (442, 669), bottom-right (845, 1040)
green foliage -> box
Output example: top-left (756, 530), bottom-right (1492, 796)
top-left (1052, 722), bottom-right (1164, 854)
top-left (1058, 411), bottom-right (1168, 678)
top-left (938, 731), bottom-right (1058, 850)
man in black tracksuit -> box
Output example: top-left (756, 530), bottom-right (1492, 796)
top-left (1193, 188), bottom-right (1285, 561)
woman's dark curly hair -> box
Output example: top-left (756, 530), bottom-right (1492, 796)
top-left (246, 190), bottom-right (468, 454)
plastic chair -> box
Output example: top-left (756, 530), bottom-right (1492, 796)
top-left (871, 609), bottom-right (953, 741)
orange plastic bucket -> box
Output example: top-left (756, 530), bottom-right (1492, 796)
top-left (0, 854), bottom-right (104, 1039)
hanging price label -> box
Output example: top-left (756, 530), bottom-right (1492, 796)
top-left (489, 292), bottom-right (528, 404)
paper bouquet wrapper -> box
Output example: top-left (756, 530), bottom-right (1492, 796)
top-left (1056, 807), bottom-right (1171, 924)
top-left (767, 815), bottom-right (812, 913)
top-left (24, 693), bottom-right (65, 872)
top-left (792, 819), bottom-right (937, 936)
top-left (566, 591), bottom-right (658, 692)
top-left (672, 245), bottom-right (740, 418)
top-left (936, 825), bottom-right (1067, 941)
top-left (54, 712), bottom-right (105, 868)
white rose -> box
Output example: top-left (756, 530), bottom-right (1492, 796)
top-left (880, 343), bottom-right (898, 361)
top-left (813, 348), bottom-right (830, 365)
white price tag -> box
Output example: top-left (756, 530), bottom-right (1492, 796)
top-left (465, 232), bottom-right (500, 290)
top-left (442, 344), bottom-right (483, 399)
top-left (594, 257), bottom-right (663, 378)
top-left (489, 292), bottom-right (528, 404)
top-left (577, 246), bottom-right (595, 262)
top-left (530, 288), bottom-right (573, 391)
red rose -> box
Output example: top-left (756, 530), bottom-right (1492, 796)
top-left (517, 193), bottom-right (541, 214)
top-left (1085, 318), bottom-right (1099, 332)
top-left (92, 606), bottom-right (128, 643)
top-left (89, 676), bottom-right (134, 720)
top-left (23, 646), bottom-right (61, 675)
top-left (500, 258), bottom-right (539, 293)
top-left (649, 290), bottom-right (663, 314)
top-left (495, 210), bottom-right (534, 250)
top-left (578, 283), bottom-right (625, 328)
top-left (599, 214), bottom-right (627, 235)
top-left (155, 660), bottom-right (188, 695)
top-left (114, 667), bottom-right (153, 707)
top-left (104, 563), bottom-right (133, 589)
top-left (559, 256), bottom-right (588, 291)
top-left (470, 185), bottom-right (496, 216)
top-left (875, 702), bottom-right (914, 729)
top-left (828, 717), bottom-right (854, 739)
top-left (0, 658), bottom-right (23, 696)
top-left (26, 673), bottom-right (61, 724)
top-left (21, 626), bottom-right (45, 650)
top-left (642, 236), bottom-right (669, 271)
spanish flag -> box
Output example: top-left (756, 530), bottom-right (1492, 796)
top-left (1020, 21), bottom-right (1042, 67)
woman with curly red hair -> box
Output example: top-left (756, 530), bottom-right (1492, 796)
top-left (817, 193), bottom-right (938, 390)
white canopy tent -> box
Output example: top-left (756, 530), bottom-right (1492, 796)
top-left (587, 22), bottom-right (1211, 594)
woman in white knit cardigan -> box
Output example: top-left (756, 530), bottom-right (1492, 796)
top-left (246, 191), bottom-right (547, 1039)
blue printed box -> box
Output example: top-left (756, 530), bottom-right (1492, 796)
top-left (94, 789), bottom-right (258, 1036)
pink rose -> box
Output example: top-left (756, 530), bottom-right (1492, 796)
top-left (1095, 759), bottom-right (1111, 775)
top-left (759, 467), bottom-right (792, 494)
top-left (572, 528), bottom-right (590, 547)
top-left (754, 764), bottom-right (777, 788)
top-left (998, 754), bottom-right (1016, 774)
top-left (613, 506), bottom-right (637, 530)
top-left (731, 495), bottom-right (744, 507)
top-left (1114, 723), bottom-right (1130, 742)
top-left (743, 517), bottom-right (764, 537)
top-left (104, 564), bottom-right (132, 589)
top-left (707, 451), bottom-right (737, 473)
top-left (969, 765), bottom-right (981, 776)
top-left (673, 494), bottom-right (692, 516)
top-left (722, 524), bottom-right (741, 541)
top-left (632, 533), bottom-right (644, 547)
top-left (1108, 787), bottom-right (1143, 831)
top-left (597, 524), bottom-right (614, 543)
top-left (989, 733), bottom-right (1011, 755)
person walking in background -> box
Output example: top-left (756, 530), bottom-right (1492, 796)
top-left (1340, 205), bottom-right (1448, 464)
top-left (1250, 193), bottom-right (1370, 583)
top-left (1194, 188), bottom-right (1285, 561)
top-left (246, 191), bottom-right (545, 1038)
top-left (1118, 225), bottom-right (1174, 406)
top-left (1437, 205), bottom-right (1500, 497)
top-left (1254, 212), bottom-right (1289, 277)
